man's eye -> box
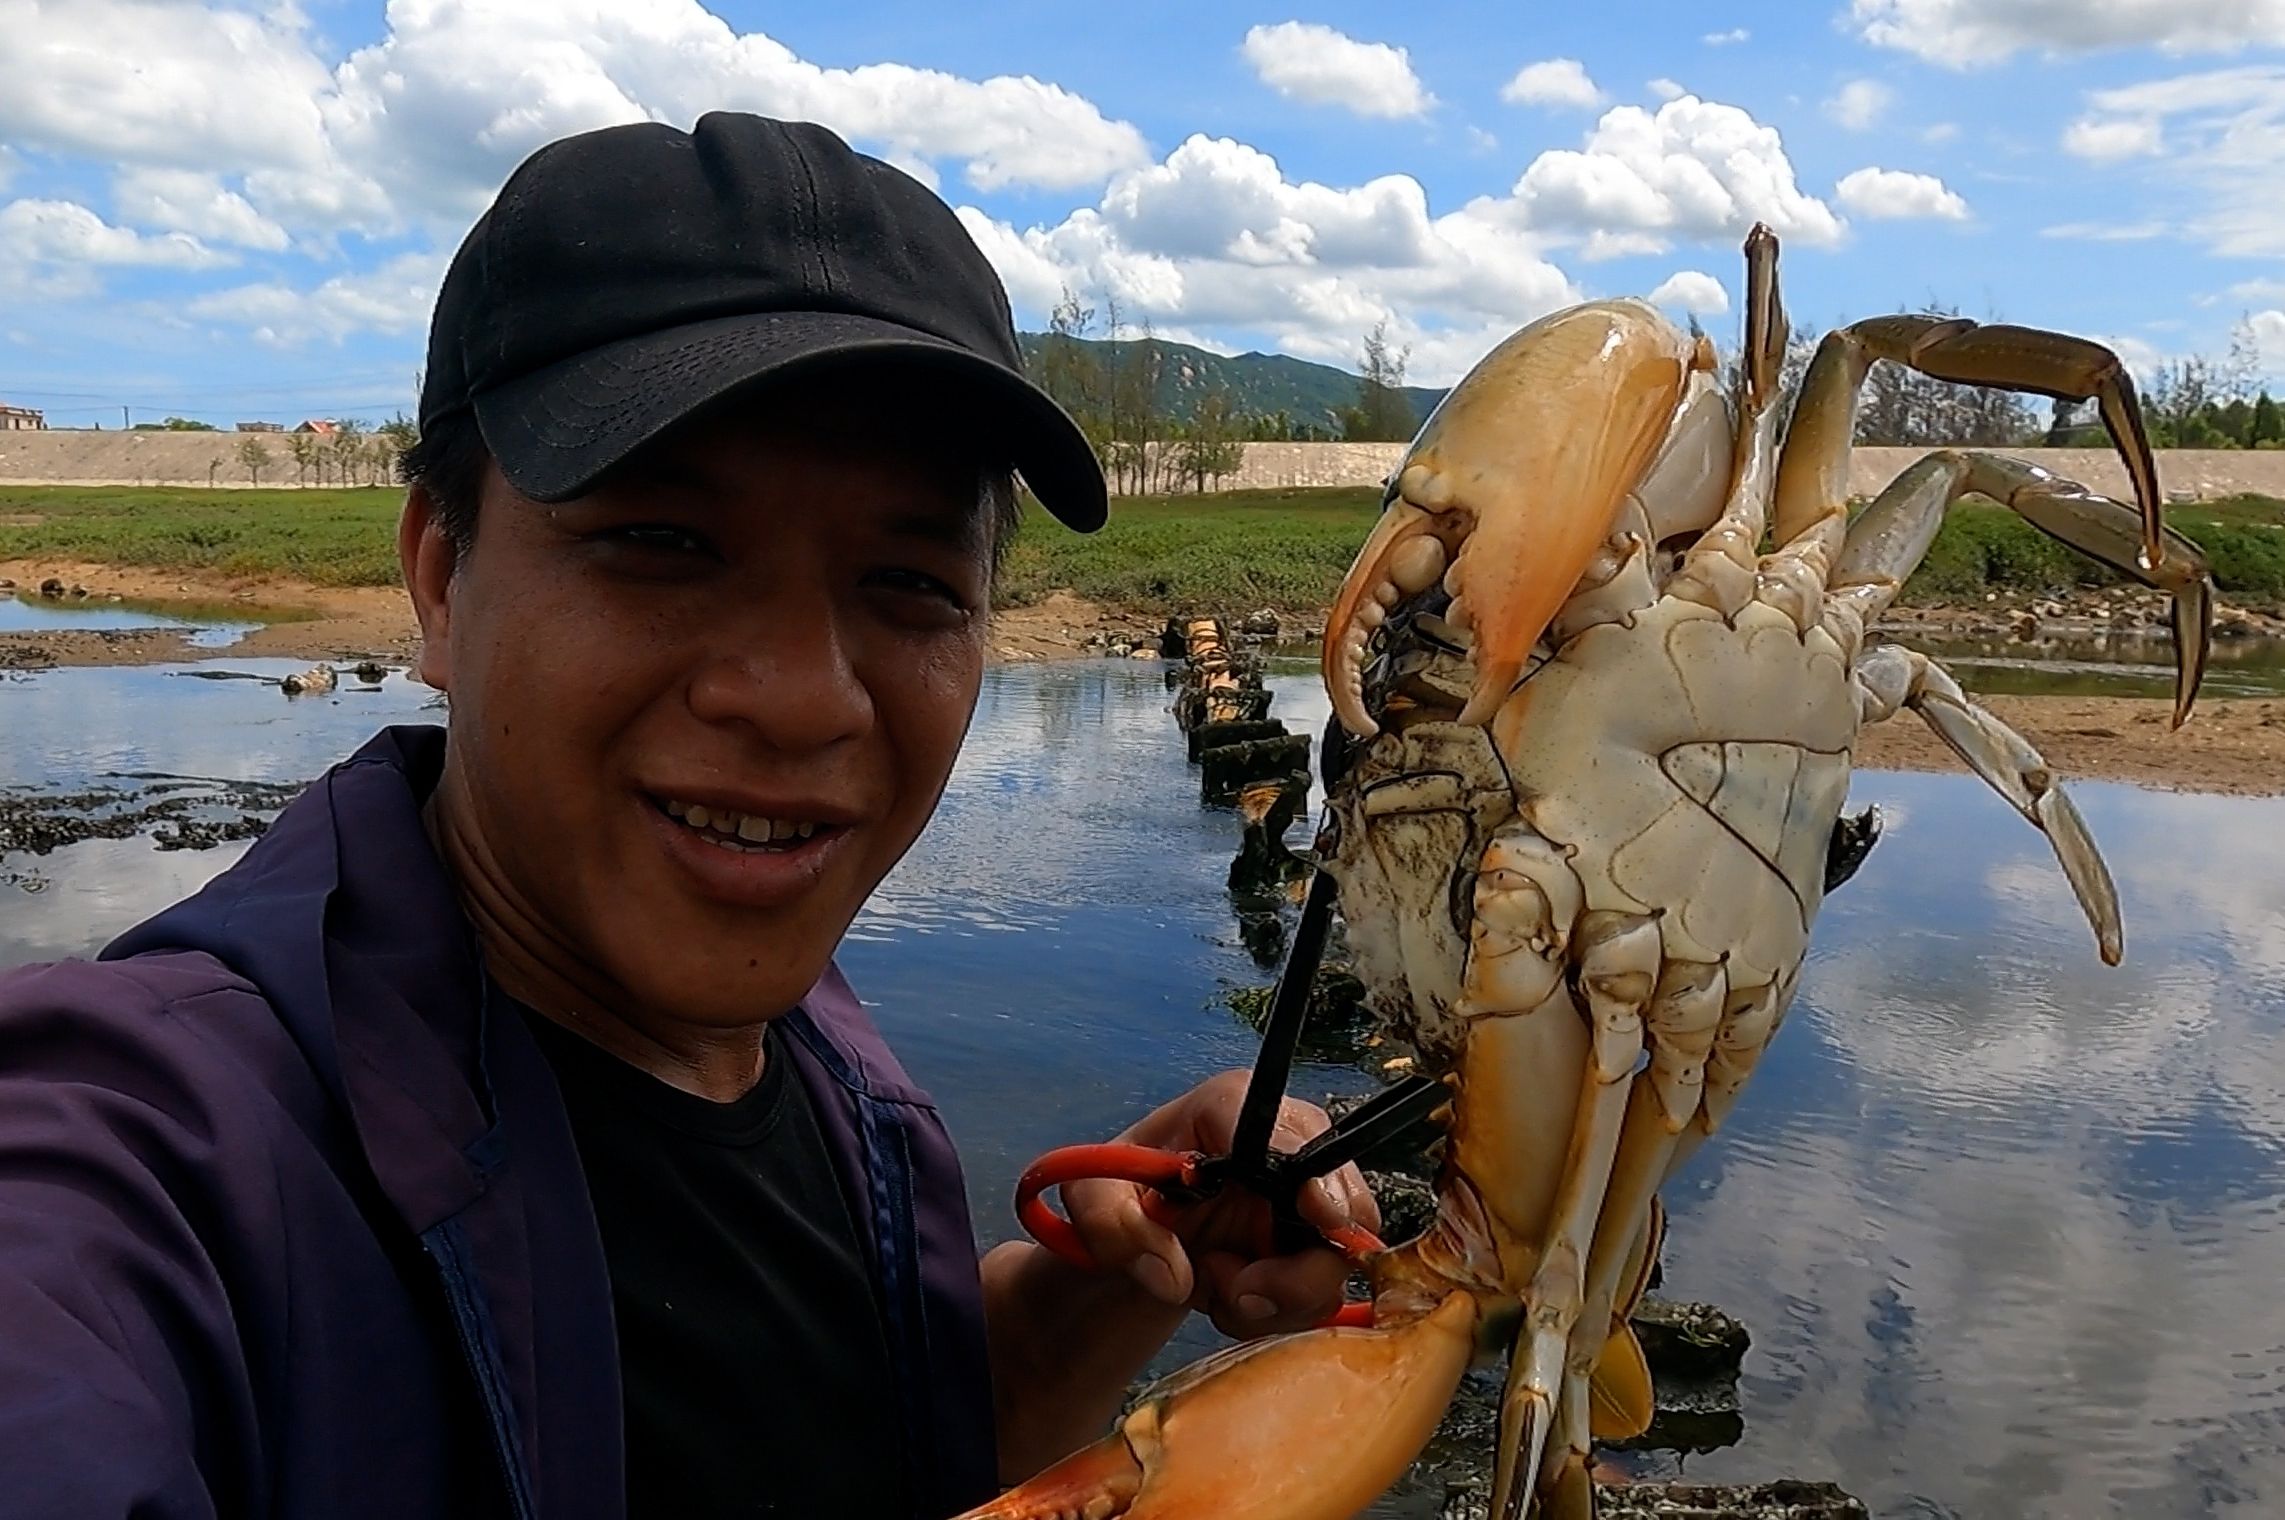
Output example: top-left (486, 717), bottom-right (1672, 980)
top-left (599, 525), bottom-right (713, 557)
top-left (871, 567), bottom-right (968, 605)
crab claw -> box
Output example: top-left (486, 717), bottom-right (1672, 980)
top-left (1325, 304), bottom-right (1701, 738)
top-left (954, 1291), bottom-right (1479, 1520)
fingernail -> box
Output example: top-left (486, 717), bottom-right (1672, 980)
top-left (1238, 1293), bottom-right (1278, 1321)
top-left (1131, 1254), bottom-right (1180, 1304)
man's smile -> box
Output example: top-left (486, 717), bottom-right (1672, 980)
top-left (654, 796), bottom-right (840, 851)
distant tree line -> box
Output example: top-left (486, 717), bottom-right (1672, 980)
top-left (1034, 288), bottom-right (1425, 493)
top-left (224, 412), bottom-right (421, 487)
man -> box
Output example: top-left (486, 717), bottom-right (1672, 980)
top-left (0, 113), bottom-right (1376, 1518)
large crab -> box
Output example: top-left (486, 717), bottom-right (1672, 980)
top-left (960, 225), bottom-right (2214, 1520)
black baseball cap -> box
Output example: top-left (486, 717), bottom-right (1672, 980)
top-left (417, 111), bottom-right (1106, 531)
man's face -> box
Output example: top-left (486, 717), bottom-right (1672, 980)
top-left (405, 397), bottom-right (994, 1027)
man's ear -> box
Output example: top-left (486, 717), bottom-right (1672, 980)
top-left (398, 485), bottom-right (457, 693)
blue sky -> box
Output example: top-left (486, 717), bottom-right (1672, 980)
top-left (2, 0), bottom-right (2282, 429)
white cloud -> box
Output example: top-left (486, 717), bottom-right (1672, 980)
top-left (2229, 278), bottom-right (2285, 303)
top-left (2062, 66), bottom-right (2285, 257)
top-left (1849, 0), bottom-right (2285, 68)
top-left (1502, 58), bottom-right (1605, 110)
top-left (1702, 28), bottom-right (1750, 46)
top-left (0, 0), bottom-right (335, 173)
top-left (2093, 331), bottom-right (2168, 377)
top-left (1239, 22), bottom-right (1435, 119)
top-left (183, 251), bottom-right (447, 346)
top-left (2062, 116), bottom-right (2163, 162)
top-left (2250, 310), bottom-right (2285, 374)
top-left (113, 168), bottom-right (289, 252)
top-left (1510, 95), bottom-right (1847, 257)
top-left (1647, 78), bottom-right (1687, 102)
top-left (1648, 270), bottom-right (1729, 314)
top-left (1824, 79), bottom-right (1894, 131)
top-left (0, 0), bottom-right (1153, 255)
top-left (1835, 167), bottom-right (1970, 221)
top-left (955, 135), bottom-right (1584, 388)
top-left (0, 198), bottom-right (230, 270)
top-left (1099, 136), bottom-right (1437, 268)
top-left (1922, 121), bottom-right (1961, 143)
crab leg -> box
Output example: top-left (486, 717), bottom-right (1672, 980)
top-left (1852, 643), bottom-right (2123, 964)
top-left (1770, 317), bottom-right (2168, 587)
top-left (1667, 223), bottom-right (1790, 620)
top-left (1487, 908), bottom-right (1660, 1520)
top-left (1824, 449), bottom-right (2213, 727)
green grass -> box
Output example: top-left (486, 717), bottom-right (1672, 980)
top-left (1895, 492), bottom-right (2285, 609)
top-left (5, 481), bottom-right (2283, 613)
top-left (996, 486), bottom-right (1382, 609)
top-left (0, 485), bottom-right (405, 586)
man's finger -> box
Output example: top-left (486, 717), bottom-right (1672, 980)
top-left (1296, 1164), bottom-right (1382, 1237)
top-left (1211, 1248), bottom-right (1356, 1336)
top-left (1058, 1176), bottom-right (1196, 1305)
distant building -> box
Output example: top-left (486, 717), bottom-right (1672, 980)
top-left (0, 403), bottom-right (46, 431)
top-left (236, 421), bottom-right (284, 432)
top-left (295, 419), bottom-right (340, 436)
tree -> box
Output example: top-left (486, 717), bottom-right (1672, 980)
top-left (1097, 297), bottom-right (1167, 495)
top-left (289, 432), bottom-right (321, 487)
top-left (1342, 320), bottom-right (1417, 442)
top-left (237, 437), bottom-right (272, 485)
top-left (2253, 391), bottom-right (2282, 449)
top-left (1173, 386), bottom-right (1247, 491)
top-left (1037, 290), bottom-right (1107, 436)
top-left (331, 418), bottom-right (367, 486)
top-left (376, 413), bottom-right (420, 484)
top-left (2218, 397), bottom-right (2255, 447)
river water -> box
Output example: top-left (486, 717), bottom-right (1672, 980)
top-left (3, 648), bottom-right (2283, 1519)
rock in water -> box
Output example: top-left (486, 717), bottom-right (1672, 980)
top-left (1442, 1480), bottom-right (1868, 1520)
top-left (281, 663), bottom-right (337, 697)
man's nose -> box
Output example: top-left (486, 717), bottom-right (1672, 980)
top-left (683, 591), bottom-right (873, 752)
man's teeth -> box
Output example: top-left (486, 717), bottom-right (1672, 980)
top-left (662, 799), bottom-right (822, 847)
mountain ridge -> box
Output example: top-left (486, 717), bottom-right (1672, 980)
top-left (1014, 332), bottom-right (1447, 436)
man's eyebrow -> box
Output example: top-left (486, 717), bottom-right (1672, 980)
top-left (885, 505), bottom-right (987, 549)
top-left (612, 457), bottom-right (722, 495)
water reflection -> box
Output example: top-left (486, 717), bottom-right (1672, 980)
top-left (1905, 630), bottom-right (2285, 700)
top-left (1656, 772), bottom-right (2285, 1518)
top-left (0, 592), bottom-right (261, 645)
top-left (2, 657), bottom-right (2281, 1516)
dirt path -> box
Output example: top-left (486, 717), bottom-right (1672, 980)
top-left (7, 561), bottom-right (2281, 796)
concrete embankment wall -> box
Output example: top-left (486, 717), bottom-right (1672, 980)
top-left (1219, 441), bottom-right (2285, 503)
top-left (3, 429), bottom-right (2282, 503)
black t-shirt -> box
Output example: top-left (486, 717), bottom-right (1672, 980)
top-left (523, 1009), bottom-right (910, 1519)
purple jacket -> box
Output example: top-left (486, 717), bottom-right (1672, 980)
top-left (0, 725), bottom-right (998, 1519)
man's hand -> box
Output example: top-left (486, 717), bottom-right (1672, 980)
top-left (1057, 1069), bottom-right (1382, 1338)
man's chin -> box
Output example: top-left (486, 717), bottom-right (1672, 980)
top-left (604, 942), bottom-right (838, 1030)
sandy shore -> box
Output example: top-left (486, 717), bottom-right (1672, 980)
top-left (6, 560), bottom-right (2281, 796)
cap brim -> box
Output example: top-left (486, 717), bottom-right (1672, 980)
top-left (470, 309), bottom-right (1108, 531)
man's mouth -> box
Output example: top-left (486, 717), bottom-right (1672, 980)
top-left (653, 796), bottom-right (839, 853)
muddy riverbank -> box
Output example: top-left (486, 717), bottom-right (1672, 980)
top-left (8, 560), bottom-right (2283, 795)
